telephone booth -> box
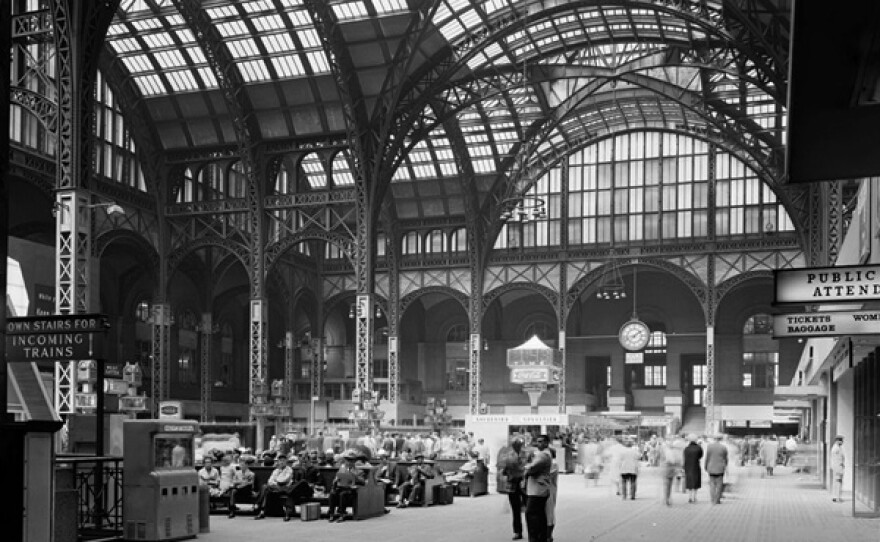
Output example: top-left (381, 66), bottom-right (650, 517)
top-left (123, 420), bottom-right (199, 541)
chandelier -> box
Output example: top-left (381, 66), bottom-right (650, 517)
top-left (597, 259), bottom-right (626, 300)
top-left (499, 194), bottom-right (546, 223)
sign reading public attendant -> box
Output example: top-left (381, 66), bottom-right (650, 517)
top-left (5, 314), bottom-right (109, 362)
top-left (774, 265), bottom-right (880, 304)
top-left (773, 310), bottom-right (880, 338)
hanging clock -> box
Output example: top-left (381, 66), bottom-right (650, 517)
top-left (619, 319), bottom-right (650, 351)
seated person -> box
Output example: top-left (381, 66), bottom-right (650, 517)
top-left (198, 456), bottom-right (223, 497)
top-left (327, 449), bottom-right (366, 523)
top-left (444, 454), bottom-right (479, 485)
top-left (396, 453), bottom-right (434, 508)
top-left (227, 455), bottom-right (256, 518)
top-left (254, 454), bottom-right (297, 521)
top-left (374, 451), bottom-right (397, 502)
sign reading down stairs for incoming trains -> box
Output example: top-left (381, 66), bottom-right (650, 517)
top-left (5, 314), bottom-right (109, 362)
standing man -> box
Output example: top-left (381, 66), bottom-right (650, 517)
top-left (497, 438), bottom-right (528, 540)
top-left (617, 439), bottom-right (641, 500)
top-left (523, 434), bottom-right (553, 542)
top-left (704, 434), bottom-right (728, 505)
top-left (830, 435), bottom-right (845, 503)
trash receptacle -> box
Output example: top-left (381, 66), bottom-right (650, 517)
top-left (198, 485), bottom-right (210, 533)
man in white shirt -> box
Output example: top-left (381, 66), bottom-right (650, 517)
top-left (474, 438), bottom-right (490, 465)
top-left (254, 454), bottom-right (295, 521)
top-left (830, 435), bottom-right (845, 502)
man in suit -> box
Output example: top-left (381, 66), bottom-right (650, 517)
top-left (704, 434), bottom-right (728, 505)
top-left (523, 434), bottom-right (553, 542)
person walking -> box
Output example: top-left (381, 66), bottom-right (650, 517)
top-left (523, 434), bottom-right (553, 542)
top-left (704, 434), bottom-right (728, 505)
top-left (830, 435), bottom-right (845, 502)
top-left (617, 439), bottom-right (641, 500)
top-left (660, 436), bottom-right (685, 506)
top-left (497, 438), bottom-right (528, 540)
top-left (683, 434), bottom-right (704, 503)
top-left (759, 436), bottom-right (779, 477)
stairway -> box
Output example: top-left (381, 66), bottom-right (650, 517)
top-left (680, 406), bottom-right (706, 435)
top-left (8, 362), bottom-right (58, 421)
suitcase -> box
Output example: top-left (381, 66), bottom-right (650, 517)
top-left (433, 484), bottom-right (454, 505)
top-left (300, 502), bottom-right (320, 521)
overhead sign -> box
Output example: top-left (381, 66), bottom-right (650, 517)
top-left (773, 310), bottom-right (880, 338)
top-left (158, 401), bottom-right (183, 419)
top-left (511, 366), bottom-right (551, 384)
top-left (5, 314), bottom-right (109, 362)
top-left (774, 265), bottom-right (880, 304)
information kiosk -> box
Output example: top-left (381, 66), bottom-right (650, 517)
top-left (123, 420), bottom-right (199, 541)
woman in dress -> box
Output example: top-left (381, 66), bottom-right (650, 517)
top-left (683, 434), bottom-right (704, 503)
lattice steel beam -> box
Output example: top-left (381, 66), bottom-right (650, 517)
top-left (200, 313), bottom-right (213, 423)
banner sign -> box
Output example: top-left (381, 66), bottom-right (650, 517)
top-left (5, 314), bottom-right (109, 362)
top-left (773, 310), bottom-right (880, 338)
top-left (774, 265), bottom-right (880, 304)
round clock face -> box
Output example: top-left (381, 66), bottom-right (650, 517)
top-left (619, 319), bottom-right (650, 351)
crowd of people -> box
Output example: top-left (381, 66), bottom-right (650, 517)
top-left (196, 429), bottom-right (491, 522)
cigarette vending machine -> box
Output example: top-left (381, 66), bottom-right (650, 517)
top-left (123, 420), bottom-right (199, 541)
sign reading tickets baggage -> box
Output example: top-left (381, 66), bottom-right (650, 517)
top-left (773, 310), bottom-right (880, 338)
top-left (5, 314), bottom-right (109, 362)
top-left (774, 265), bottom-right (880, 303)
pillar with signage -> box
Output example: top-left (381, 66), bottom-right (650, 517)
top-left (507, 336), bottom-right (562, 414)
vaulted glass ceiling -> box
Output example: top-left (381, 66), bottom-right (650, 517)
top-left (97, 0), bottom-right (790, 222)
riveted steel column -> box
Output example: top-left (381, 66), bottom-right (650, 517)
top-left (200, 313), bottom-right (213, 423)
top-left (250, 298), bottom-right (268, 448)
top-left (355, 294), bottom-right (374, 394)
top-left (151, 303), bottom-right (172, 415)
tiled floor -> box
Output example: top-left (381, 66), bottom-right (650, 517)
top-left (199, 465), bottom-right (879, 542)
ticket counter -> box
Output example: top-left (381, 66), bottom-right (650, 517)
top-left (123, 420), bottom-right (199, 541)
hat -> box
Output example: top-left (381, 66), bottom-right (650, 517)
top-left (377, 450), bottom-right (389, 458)
top-left (687, 433), bottom-right (698, 443)
top-left (276, 454), bottom-right (288, 460)
top-left (414, 453), bottom-right (425, 459)
top-left (325, 448), bottom-right (335, 455)
top-left (341, 449), bottom-right (359, 460)
top-left (835, 435), bottom-right (844, 441)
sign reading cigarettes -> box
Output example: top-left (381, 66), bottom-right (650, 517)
top-left (774, 265), bottom-right (880, 304)
top-left (772, 310), bottom-right (880, 338)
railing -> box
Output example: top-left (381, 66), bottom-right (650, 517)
top-left (56, 455), bottom-right (124, 541)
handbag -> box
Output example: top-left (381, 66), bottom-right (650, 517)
top-left (496, 472), bottom-right (514, 494)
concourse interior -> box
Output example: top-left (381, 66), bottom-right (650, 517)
top-left (198, 464), bottom-right (878, 542)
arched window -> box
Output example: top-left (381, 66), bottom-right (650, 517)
top-left (331, 151), bottom-right (354, 187)
top-left (228, 161), bottom-right (246, 198)
top-left (300, 152), bottom-right (327, 189)
top-left (199, 163), bottom-right (224, 200)
top-left (402, 232), bottom-right (420, 255)
top-left (742, 313), bottom-right (778, 388)
top-left (178, 167), bottom-right (197, 203)
top-left (449, 228), bottom-right (467, 252)
top-left (425, 230), bottom-right (445, 254)
top-left (494, 167), bottom-right (562, 250)
top-left (135, 300), bottom-right (151, 323)
top-left (522, 321), bottom-right (554, 341)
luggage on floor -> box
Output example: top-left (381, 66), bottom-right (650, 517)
top-left (300, 502), bottom-right (320, 521)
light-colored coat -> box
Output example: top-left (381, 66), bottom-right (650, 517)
top-left (759, 439), bottom-right (778, 467)
top-left (617, 445), bottom-right (641, 475)
top-left (830, 442), bottom-right (845, 475)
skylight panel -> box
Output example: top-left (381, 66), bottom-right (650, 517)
top-left (122, 55), bottom-right (154, 73)
top-left (186, 46), bottom-right (207, 63)
top-left (438, 161), bottom-right (457, 175)
top-left (242, 0), bottom-right (276, 13)
top-left (333, 1), bottom-right (368, 21)
top-left (238, 59), bottom-right (271, 82)
top-left (119, 0), bottom-right (152, 13)
top-left (467, 51), bottom-right (491, 71)
top-left (297, 29), bottom-right (322, 48)
top-left (392, 165), bottom-right (410, 182)
top-left (448, 0), bottom-right (470, 11)
top-left (228, 39), bottom-right (261, 59)
top-left (253, 14), bottom-right (285, 32)
top-left (198, 68), bottom-right (218, 87)
top-left (206, 5), bottom-right (238, 18)
top-left (217, 19), bottom-right (249, 37)
top-left (434, 4), bottom-right (452, 24)
top-left (142, 33), bottom-right (174, 48)
top-left (154, 49), bottom-right (187, 69)
top-left (263, 33), bottom-right (297, 54)
top-left (373, 0), bottom-right (408, 15)
top-left (301, 154), bottom-right (327, 188)
top-left (272, 55), bottom-right (306, 77)
top-left (473, 159), bottom-right (495, 173)
top-left (166, 70), bottom-right (201, 92)
top-left (458, 8), bottom-right (480, 29)
top-left (306, 52), bottom-right (330, 73)
top-left (173, 27), bottom-right (195, 44)
top-left (132, 18), bottom-right (163, 32)
top-left (440, 18), bottom-right (467, 41)
top-left (288, 10), bottom-right (312, 26)
top-left (134, 75), bottom-right (166, 96)
top-left (483, 0), bottom-right (507, 16)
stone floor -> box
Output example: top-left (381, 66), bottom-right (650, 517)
top-left (199, 465), bottom-right (879, 542)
